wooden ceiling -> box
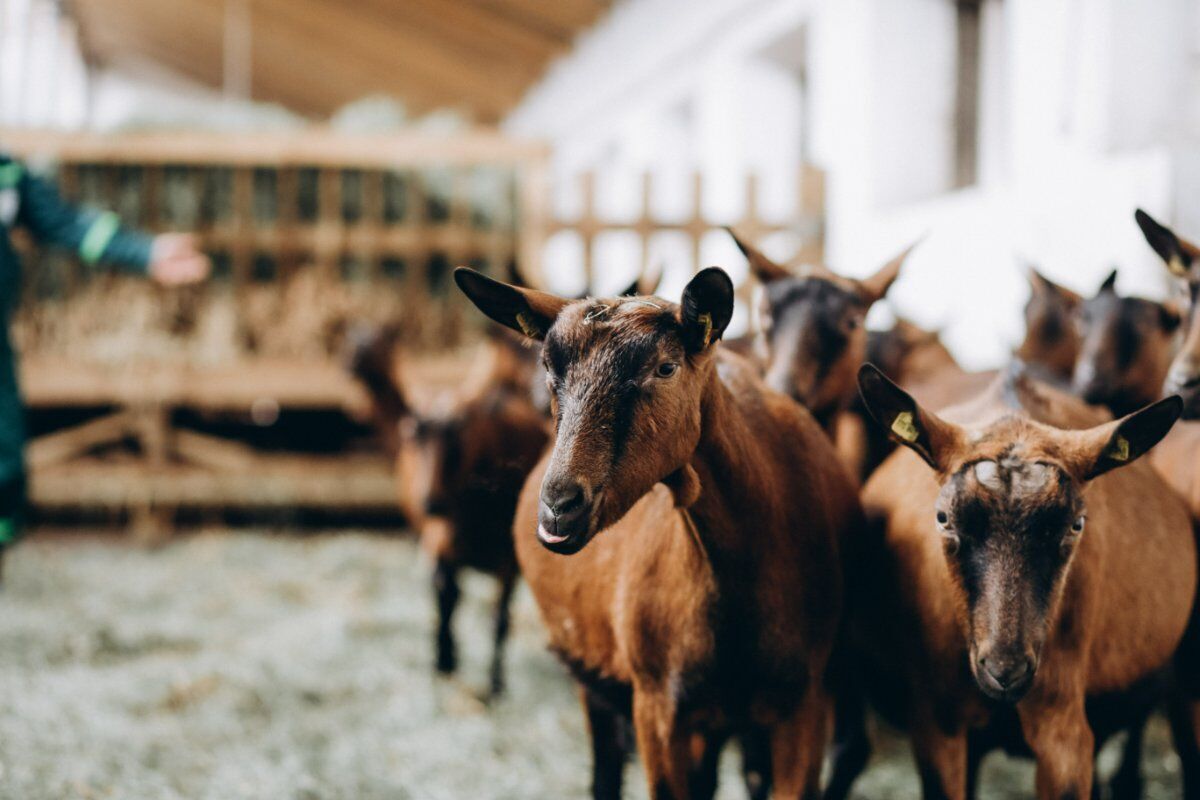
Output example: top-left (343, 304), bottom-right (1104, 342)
top-left (71, 0), bottom-right (612, 123)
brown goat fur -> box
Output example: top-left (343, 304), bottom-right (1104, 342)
top-left (456, 265), bottom-right (861, 799)
top-left (346, 326), bottom-right (548, 696)
top-left (853, 365), bottom-right (1195, 799)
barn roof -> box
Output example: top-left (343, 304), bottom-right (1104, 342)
top-left (70, 0), bottom-right (612, 123)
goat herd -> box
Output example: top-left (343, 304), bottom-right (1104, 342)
top-left (348, 209), bottom-right (1200, 800)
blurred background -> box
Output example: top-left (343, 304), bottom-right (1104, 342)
top-left (0, 0), bottom-right (1195, 797)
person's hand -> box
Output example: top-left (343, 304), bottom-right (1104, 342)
top-left (149, 233), bottom-right (210, 286)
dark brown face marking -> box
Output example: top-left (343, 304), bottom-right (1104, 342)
top-left (1072, 288), bottom-right (1179, 416)
top-left (936, 440), bottom-right (1084, 702)
top-left (759, 276), bottom-right (867, 420)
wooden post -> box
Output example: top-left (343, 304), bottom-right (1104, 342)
top-left (277, 166), bottom-right (299, 279)
top-left (638, 172), bottom-right (653, 278)
top-left (579, 171), bottom-right (596, 290)
top-left (516, 151), bottom-right (549, 286)
top-left (231, 166), bottom-right (253, 283)
top-left (798, 164), bottom-right (826, 264)
top-left (688, 171), bottom-right (705, 275)
top-left (362, 169), bottom-right (384, 280)
top-left (316, 167), bottom-right (342, 277)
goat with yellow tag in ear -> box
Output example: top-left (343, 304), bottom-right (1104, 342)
top-left (845, 362), bottom-right (1196, 800)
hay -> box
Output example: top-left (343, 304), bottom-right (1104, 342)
top-left (10, 267), bottom-right (459, 366)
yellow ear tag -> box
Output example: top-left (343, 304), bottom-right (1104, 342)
top-left (891, 411), bottom-right (919, 442)
top-left (1107, 435), bottom-right (1130, 462)
top-left (697, 312), bottom-right (714, 348)
top-left (514, 312), bottom-right (540, 338)
top-left (1169, 255), bottom-right (1189, 277)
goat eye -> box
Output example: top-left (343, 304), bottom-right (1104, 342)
top-left (1070, 516), bottom-right (1085, 534)
top-left (655, 362), bottom-right (679, 378)
top-left (845, 315), bottom-right (861, 331)
top-left (936, 510), bottom-right (950, 527)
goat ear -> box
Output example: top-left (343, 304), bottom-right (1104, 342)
top-left (679, 267), bottom-right (734, 353)
top-left (727, 228), bottom-right (790, 283)
top-left (856, 239), bottom-right (920, 304)
top-left (1028, 267), bottom-right (1082, 307)
top-left (856, 363), bottom-right (966, 471)
top-left (1135, 209), bottom-right (1200, 278)
top-left (1065, 395), bottom-right (1182, 481)
top-left (454, 267), bottom-right (570, 341)
top-left (1097, 269), bottom-right (1118, 294)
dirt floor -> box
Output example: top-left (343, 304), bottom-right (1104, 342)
top-left (0, 530), bottom-right (1186, 799)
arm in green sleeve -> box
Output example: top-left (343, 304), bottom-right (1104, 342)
top-left (11, 161), bottom-right (153, 274)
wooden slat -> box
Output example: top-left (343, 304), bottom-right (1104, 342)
top-left (31, 456), bottom-right (398, 511)
top-left (0, 129), bottom-right (548, 169)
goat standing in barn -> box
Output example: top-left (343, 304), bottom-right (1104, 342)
top-left (853, 363), bottom-right (1194, 800)
top-left (347, 324), bottom-right (548, 697)
top-left (456, 265), bottom-right (861, 800)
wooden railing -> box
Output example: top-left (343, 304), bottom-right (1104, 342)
top-left (550, 167), bottom-right (825, 286)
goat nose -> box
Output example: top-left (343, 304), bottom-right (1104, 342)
top-left (542, 479), bottom-right (585, 517)
top-left (980, 654), bottom-right (1033, 691)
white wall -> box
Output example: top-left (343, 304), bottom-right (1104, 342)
top-left (509, 0), bottom-right (1200, 369)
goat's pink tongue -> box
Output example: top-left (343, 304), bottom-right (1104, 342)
top-left (538, 524), bottom-right (568, 544)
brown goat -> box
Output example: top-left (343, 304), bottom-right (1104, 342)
top-left (1136, 208), bottom-right (1200, 417)
top-left (852, 365), bottom-right (1194, 799)
top-left (455, 265), bottom-right (861, 800)
top-left (728, 228), bottom-right (917, 433)
top-left (1018, 267), bottom-right (1083, 385)
top-left (347, 326), bottom-right (548, 696)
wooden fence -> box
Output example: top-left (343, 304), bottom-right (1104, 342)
top-left (540, 167), bottom-right (825, 335)
top-left (550, 167), bottom-right (825, 291)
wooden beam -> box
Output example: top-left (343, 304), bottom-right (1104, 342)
top-left (0, 128), bottom-right (549, 169)
top-left (31, 456), bottom-right (399, 511)
top-left (26, 410), bottom-right (134, 469)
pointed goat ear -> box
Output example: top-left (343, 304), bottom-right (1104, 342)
top-left (454, 268), bottom-right (570, 341)
top-left (1097, 269), bottom-right (1119, 295)
top-left (679, 268), bottom-right (734, 353)
top-left (1136, 208), bottom-right (1200, 278)
top-left (856, 363), bottom-right (967, 472)
top-left (727, 227), bottom-right (791, 283)
top-left (1028, 266), bottom-right (1082, 307)
top-left (855, 238), bottom-right (921, 304)
top-left (1061, 395), bottom-right (1183, 481)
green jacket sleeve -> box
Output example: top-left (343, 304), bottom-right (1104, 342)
top-left (5, 158), bottom-right (153, 273)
